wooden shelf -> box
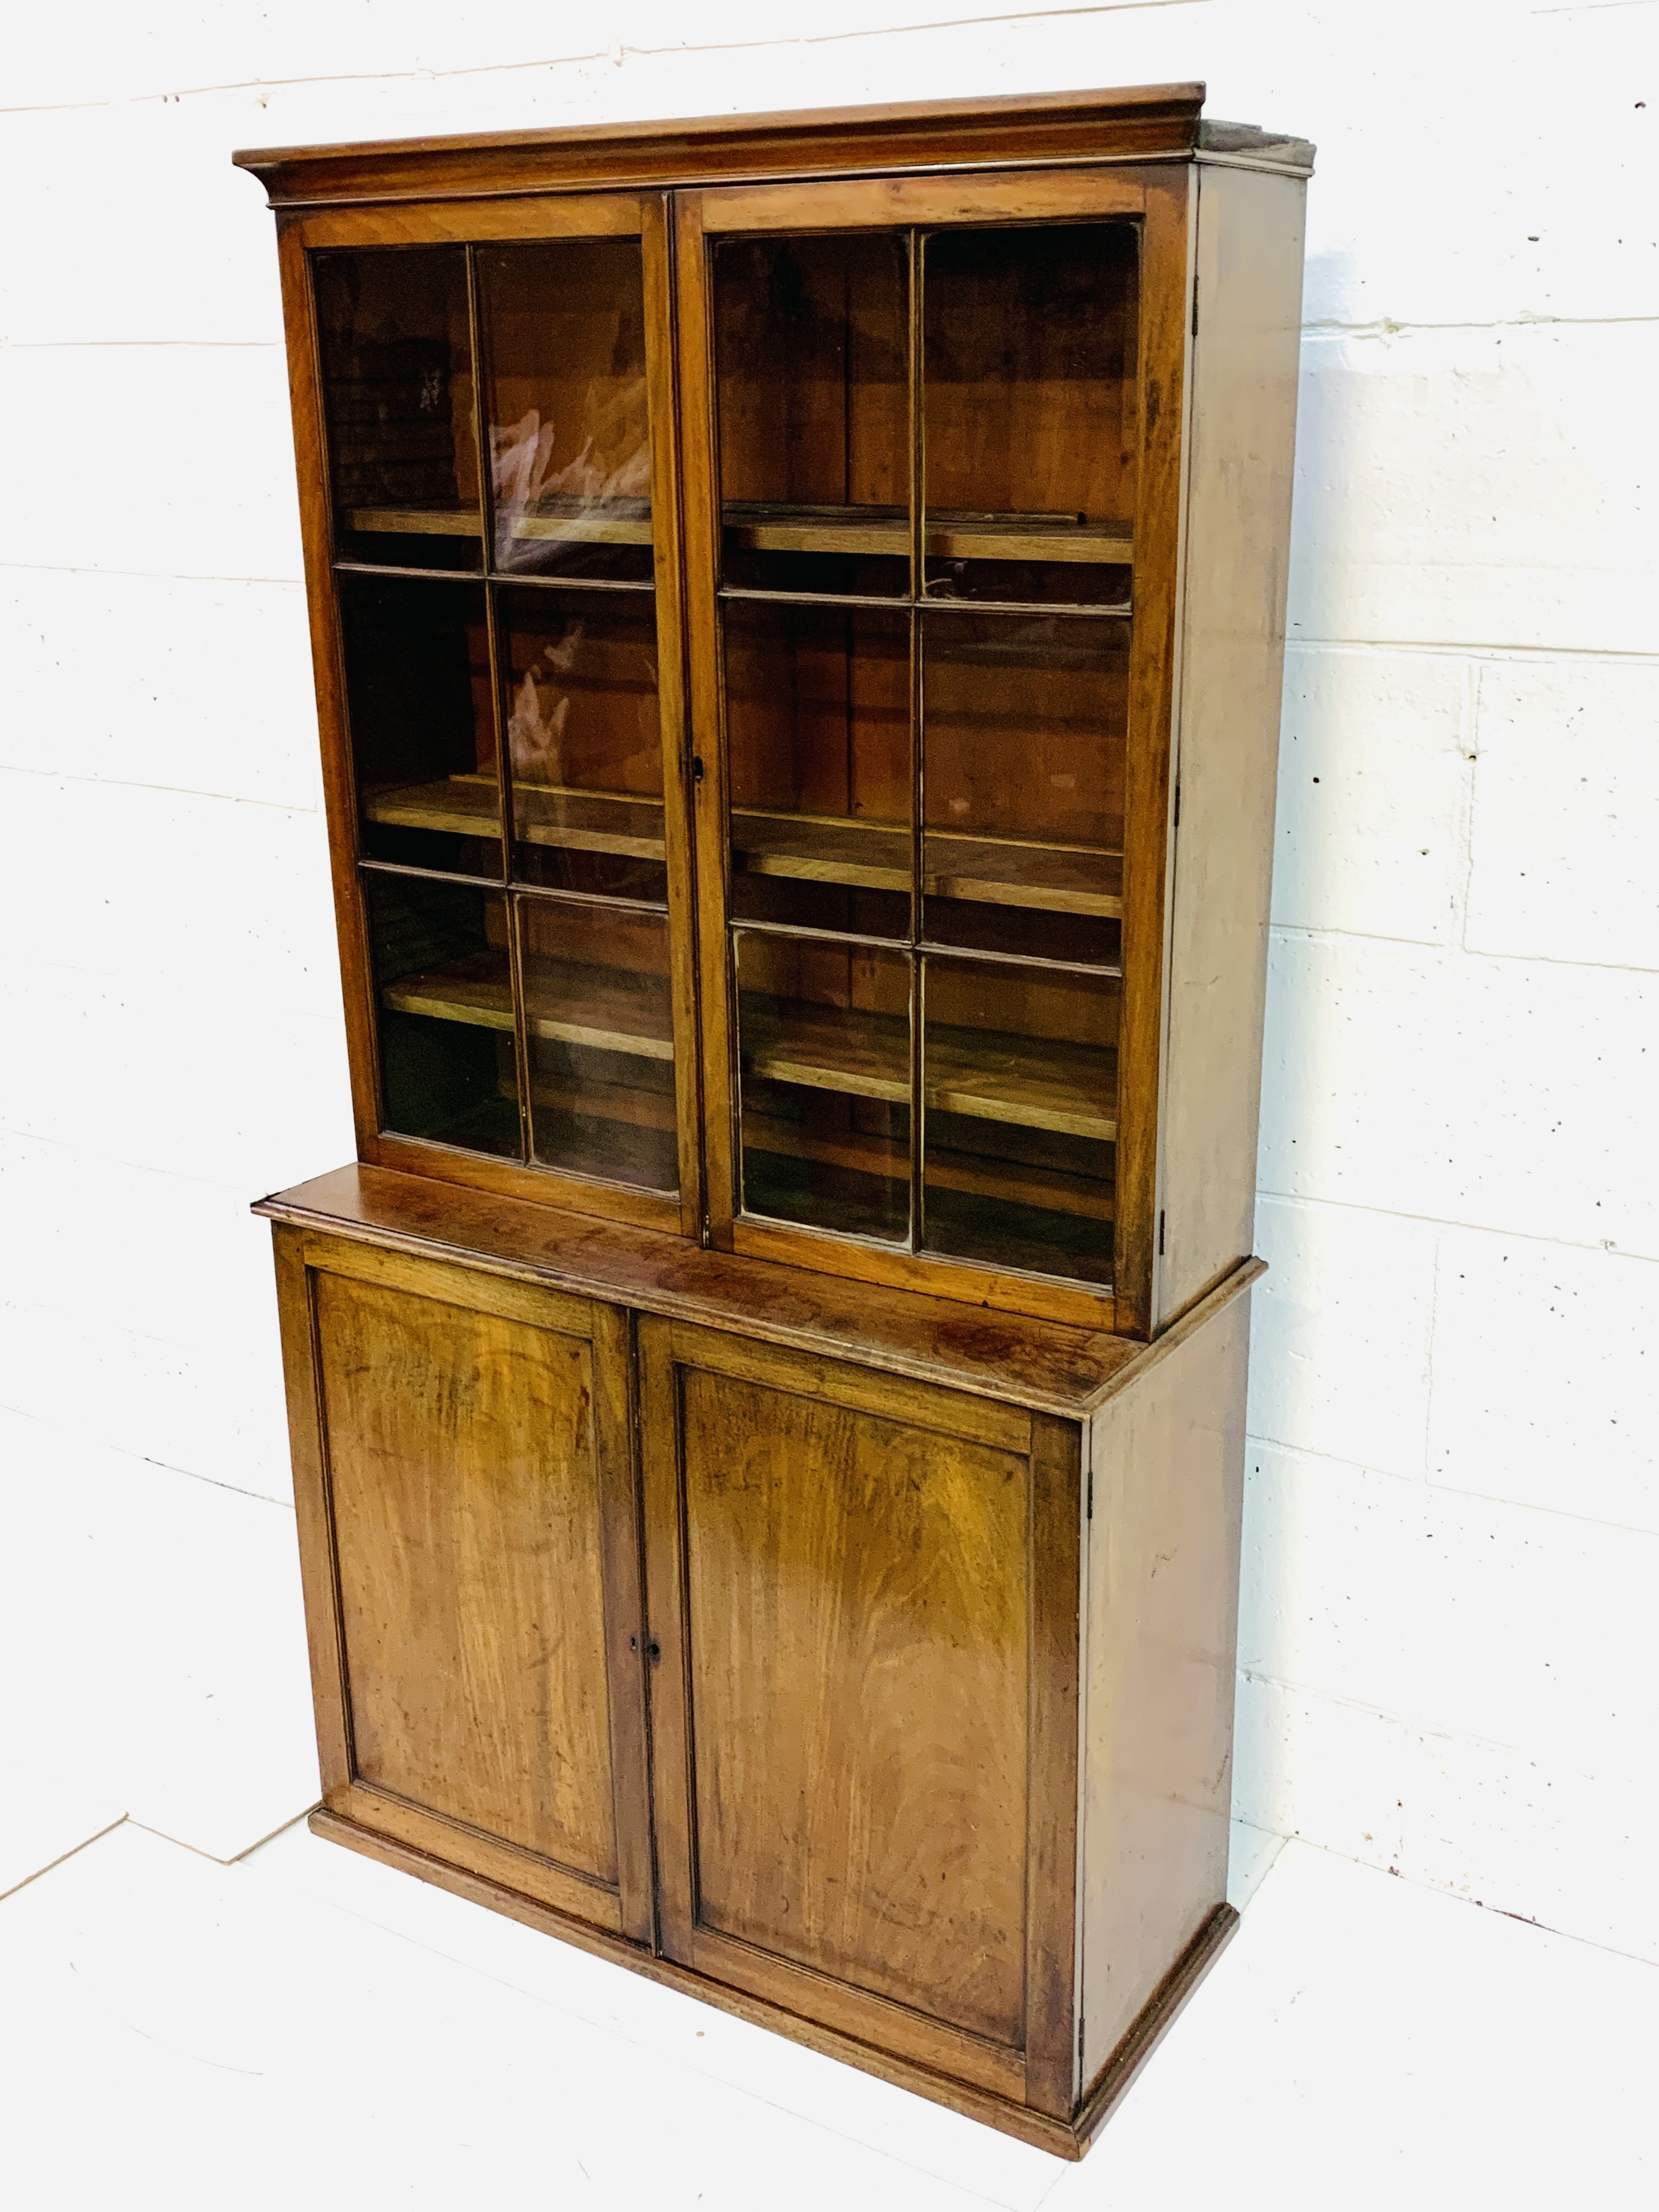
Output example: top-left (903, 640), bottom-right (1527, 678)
top-left (362, 785), bottom-right (1118, 917)
top-left (732, 810), bottom-right (907, 893)
top-left (346, 500), bottom-right (653, 547)
top-left (522, 957), bottom-right (674, 1061)
top-left (346, 500), bottom-right (1131, 563)
top-left (518, 786), bottom-right (665, 859)
top-left (740, 994), bottom-right (1116, 1142)
top-left (363, 777), bottom-right (666, 860)
top-left (382, 952), bottom-right (514, 1034)
top-left (740, 1111), bottom-right (1113, 1222)
top-left (731, 810), bottom-right (1122, 918)
top-left (364, 777), bottom-right (501, 839)
top-left (382, 953), bottom-right (672, 1063)
top-left (723, 502), bottom-right (1134, 567)
top-left (381, 959), bottom-right (1111, 1144)
top-left (926, 834), bottom-right (1122, 918)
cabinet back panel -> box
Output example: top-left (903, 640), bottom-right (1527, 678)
top-left (678, 1364), bottom-right (1030, 2046)
top-left (314, 1271), bottom-right (619, 1886)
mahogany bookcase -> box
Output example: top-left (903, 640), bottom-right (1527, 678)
top-left (238, 82), bottom-right (1310, 2156)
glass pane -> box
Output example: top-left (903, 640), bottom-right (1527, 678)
top-left (736, 932), bottom-right (910, 1243)
top-left (478, 240), bottom-right (652, 584)
top-left (520, 898), bottom-right (676, 1192)
top-left (315, 247), bottom-right (482, 571)
top-left (714, 233), bottom-right (910, 597)
top-left (341, 575), bottom-right (500, 877)
top-left (922, 958), bottom-right (1115, 1285)
top-left (498, 587), bottom-right (665, 900)
top-left (923, 224), bottom-right (1137, 608)
top-left (922, 611), bottom-right (1125, 966)
top-left (725, 600), bottom-right (910, 937)
top-left (364, 872), bottom-right (519, 1156)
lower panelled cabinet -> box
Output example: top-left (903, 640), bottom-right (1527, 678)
top-left (272, 1218), bottom-right (1248, 2156)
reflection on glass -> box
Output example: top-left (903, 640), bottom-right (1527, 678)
top-left (724, 600), bottom-right (910, 936)
top-left (714, 233), bottom-right (910, 597)
top-left (478, 241), bottom-right (653, 584)
top-left (519, 898), bottom-right (677, 1192)
top-left (341, 575), bottom-right (500, 877)
top-left (315, 247), bottom-right (482, 571)
top-left (921, 958), bottom-right (1116, 1285)
top-left (923, 224), bottom-right (1137, 607)
top-left (922, 611), bottom-right (1126, 965)
top-left (364, 872), bottom-right (518, 1155)
top-left (736, 932), bottom-right (910, 1242)
top-left (498, 588), bottom-right (666, 900)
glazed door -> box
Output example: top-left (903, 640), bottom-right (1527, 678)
top-left (638, 1316), bottom-right (1084, 2114)
top-left (281, 190), bottom-right (702, 1238)
top-left (674, 165), bottom-right (1191, 1336)
top-left (274, 1228), bottom-right (653, 1944)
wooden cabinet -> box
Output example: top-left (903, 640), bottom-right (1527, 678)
top-left (241, 81), bottom-right (1308, 2157)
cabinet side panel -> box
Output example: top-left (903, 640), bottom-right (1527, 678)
top-left (1081, 1288), bottom-right (1249, 2078)
top-left (1157, 167), bottom-right (1306, 1328)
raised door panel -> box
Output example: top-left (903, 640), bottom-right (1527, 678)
top-left (640, 1319), bottom-right (1084, 2109)
top-left (275, 1229), bottom-right (651, 1941)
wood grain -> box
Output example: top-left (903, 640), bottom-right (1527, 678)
top-left (381, 952), bottom-right (675, 1062)
top-left (643, 1318), bottom-right (1036, 2088)
top-left (345, 501), bottom-right (652, 545)
top-left (1110, 168), bottom-right (1193, 1340)
top-left (674, 189), bottom-right (739, 1246)
top-left (740, 994), bottom-right (1118, 1141)
top-left (314, 1267), bottom-right (620, 1882)
top-left (727, 810), bottom-right (1123, 917)
top-left (703, 167), bottom-right (1147, 235)
top-left (1156, 163), bottom-right (1305, 1329)
top-left (290, 194), bottom-right (648, 247)
top-left (641, 190), bottom-right (708, 1237)
top-left (269, 1225), bottom-right (353, 1796)
top-left (256, 1162), bottom-right (1148, 1418)
top-left (1023, 1412), bottom-right (1085, 2118)
top-left (274, 218), bottom-right (382, 1162)
top-left (1081, 1274), bottom-right (1250, 2075)
top-left (719, 503), bottom-right (1133, 566)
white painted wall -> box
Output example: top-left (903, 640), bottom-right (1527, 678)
top-left (3, 3), bottom-right (1655, 1955)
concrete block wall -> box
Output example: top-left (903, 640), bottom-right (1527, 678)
top-left (3, 4), bottom-right (1655, 1955)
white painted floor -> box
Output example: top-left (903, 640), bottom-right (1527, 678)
top-left (0, 1812), bottom-right (1652, 2211)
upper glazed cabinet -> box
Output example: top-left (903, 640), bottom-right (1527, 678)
top-left (266, 85), bottom-right (1308, 1338)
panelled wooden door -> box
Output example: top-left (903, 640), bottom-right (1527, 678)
top-left (637, 1317), bottom-right (1085, 2113)
top-left (273, 1227), bottom-right (654, 1944)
